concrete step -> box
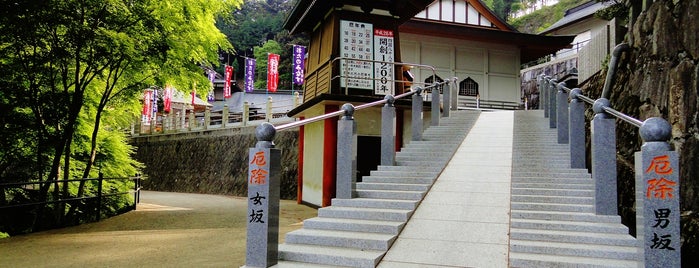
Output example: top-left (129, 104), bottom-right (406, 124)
top-left (510, 218), bottom-right (630, 234)
top-left (284, 229), bottom-right (396, 251)
top-left (272, 261), bottom-right (340, 268)
top-left (303, 217), bottom-right (405, 235)
top-left (318, 206), bottom-right (412, 222)
top-left (511, 202), bottom-right (593, 213)
top-left (509, 252), bottom-right (638, 267)
top-left (356, 189), bottom-right (425, 200)
top-left (395, 154), bottom-right (451, 161)
top-left (331, 197), bottom-right (419, 210)
top-left (403, 142), bottom-right (458, 147)
top-left (511, 188), bottom-right (593, 197)
top-left (512, 161), bottom-right (572, 166)
top-left (510, 210), bottom-right (622, 223)
top-left (512, 182), bottom-right (594, 190)
top-left (510, 228), bottom-right (637, 246)
top-left (512, 172), bottom-right (591, 178)
top-left (369, 170), bottom-right (438, 177)
top-left (511, 195), bottom-right (593, 204)
top-left (513, 157), bottom-right (572, 162)
top-left (362, 176), bottom-right (435, 185)
top-left (278, 243), bottom-right (384, 268)
top-left (511, 177), bottom-right (592, 184)
top-left (356, 182), bottom-right (430, 192)
top-left (376, 165), bottom-right (442, 172)
top-left (510, 239), bottom-right (638, 260)
top-left (395, 160), bottom-right (448, 167)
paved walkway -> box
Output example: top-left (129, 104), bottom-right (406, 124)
top-left (0, 191), bottom-right (316, 267)
top-left (379, 111), bottom-right (514, 267)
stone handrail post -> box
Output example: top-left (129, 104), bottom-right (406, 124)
top-left (443, 78), bottom-right (452, 117)
top-left (166, 112), bottom-right (173, 133)
top-left (542, 75), bottom-right (549, 117)
top-left (591, 98), bottom-right (617, 215)
top-left (635, 117), bottom-right (680, 267)
top-left (412, 87), bottom-right (424, 141)
top-left (222, 105), bottom-right (229, 127)
top-left (381, 95), bottom-right (396, 166)
top-left (150, 117), bottom-right (156, 134)
top-left (548, 78), bottom-right (558, 128)
top-left (188, 109), bottom-right (195, 130)
top-left (243, 101), bottom-right (250, 126)
top-left (294, 92), bottom-right (300, 108)
top-left (246, 122), bottom-right (280, 268)
top-left (556, 82), bottom-right (569, 144)
top-left (336, 103), bottom-right (357, 199)
top-left (569, 88), bottom-right (586, 169)
top-left (266, 97), bottom-right (273, 122)
top-left (204, 107), bottom-right (211, 130)
top-left (431, 82), bottom-right (441, 126)
top-left (450, 77), bottom-right (458, 111)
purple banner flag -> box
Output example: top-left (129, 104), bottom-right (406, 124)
top-left (208, 70), bottom-right (216, 84)
top-left (245, 58), bottom-right (256, 93)
top-left (152, 89), bottom-right (158, 114)
top-left (292, 45), bottom-right (306, 85)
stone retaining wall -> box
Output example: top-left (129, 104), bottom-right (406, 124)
top-left (131, 126), bottom-right (299, 200)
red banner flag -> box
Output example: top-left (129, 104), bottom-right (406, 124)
top-left (191, 88), bottom-right (196, 105)
top-left (142, 89), bottom-right (152, 124)
top-left (267, 53), bottom-right (280, 92)
top-left (224, 65), bottom-right (233, 98)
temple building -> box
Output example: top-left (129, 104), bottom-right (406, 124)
top-left (284, 0), bottom-right (573, 207)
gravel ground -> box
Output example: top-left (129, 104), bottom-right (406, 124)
top-left (0, 191), bottom-right (317, 267)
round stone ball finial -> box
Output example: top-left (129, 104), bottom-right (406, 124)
top-left (592, 98), bottom-right (611, 114)
top-left (256, 122), bottom-right (276, 142)
top-left (341, 103), bottom-right (355, 118)
top-left (414, 87), bottom-right (423, 95)
top-left (640, 117), bottom-right (672, 142)
top-left (569, 88), bottom-right (582, 101)
top-left (384, 94), bottom-right (395, 106)
top-left (557, 82), bottom-right (567, 92)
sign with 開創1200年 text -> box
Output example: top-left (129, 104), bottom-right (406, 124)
top-left (373, 28), bottom-right (394, 96)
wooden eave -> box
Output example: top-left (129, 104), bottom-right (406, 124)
top-left (284, 0), bottom-right (435, 34)
top-left (468, 0), bottom-right (516, 31)
top-left (400, 19), bottom-right (575, 62)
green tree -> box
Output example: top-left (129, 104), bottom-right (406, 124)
top-left (0, 0), bottom-right (241, 231)
top-left (253, 40), bottom-right (283, 89)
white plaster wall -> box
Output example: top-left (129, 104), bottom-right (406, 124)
top-left (300, 105), bottom-right (327, 207)
top-left (400, 33), bottom-right (521, 103)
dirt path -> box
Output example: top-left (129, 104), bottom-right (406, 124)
top-left (0, 191), bottom-right (317, 267)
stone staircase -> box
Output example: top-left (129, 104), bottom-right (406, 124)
top-left (508, 110), bottom-right (639, 267)
top-left (274, 110), bottom-right (480, 267)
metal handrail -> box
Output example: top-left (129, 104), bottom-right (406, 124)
top-left (542, 75), bottom-right (643, 129)
top-left (274, 80), bottom-right (449, 132)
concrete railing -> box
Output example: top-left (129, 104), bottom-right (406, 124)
top-left (538, 50), bottom-right (681, 266)
top-left (132, 92), bottom-right (302, 136)
top-left (244, 78), bottom-right (453, 267)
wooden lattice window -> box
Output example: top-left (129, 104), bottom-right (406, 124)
top-left (459, 77), bottom-right (479, 96)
